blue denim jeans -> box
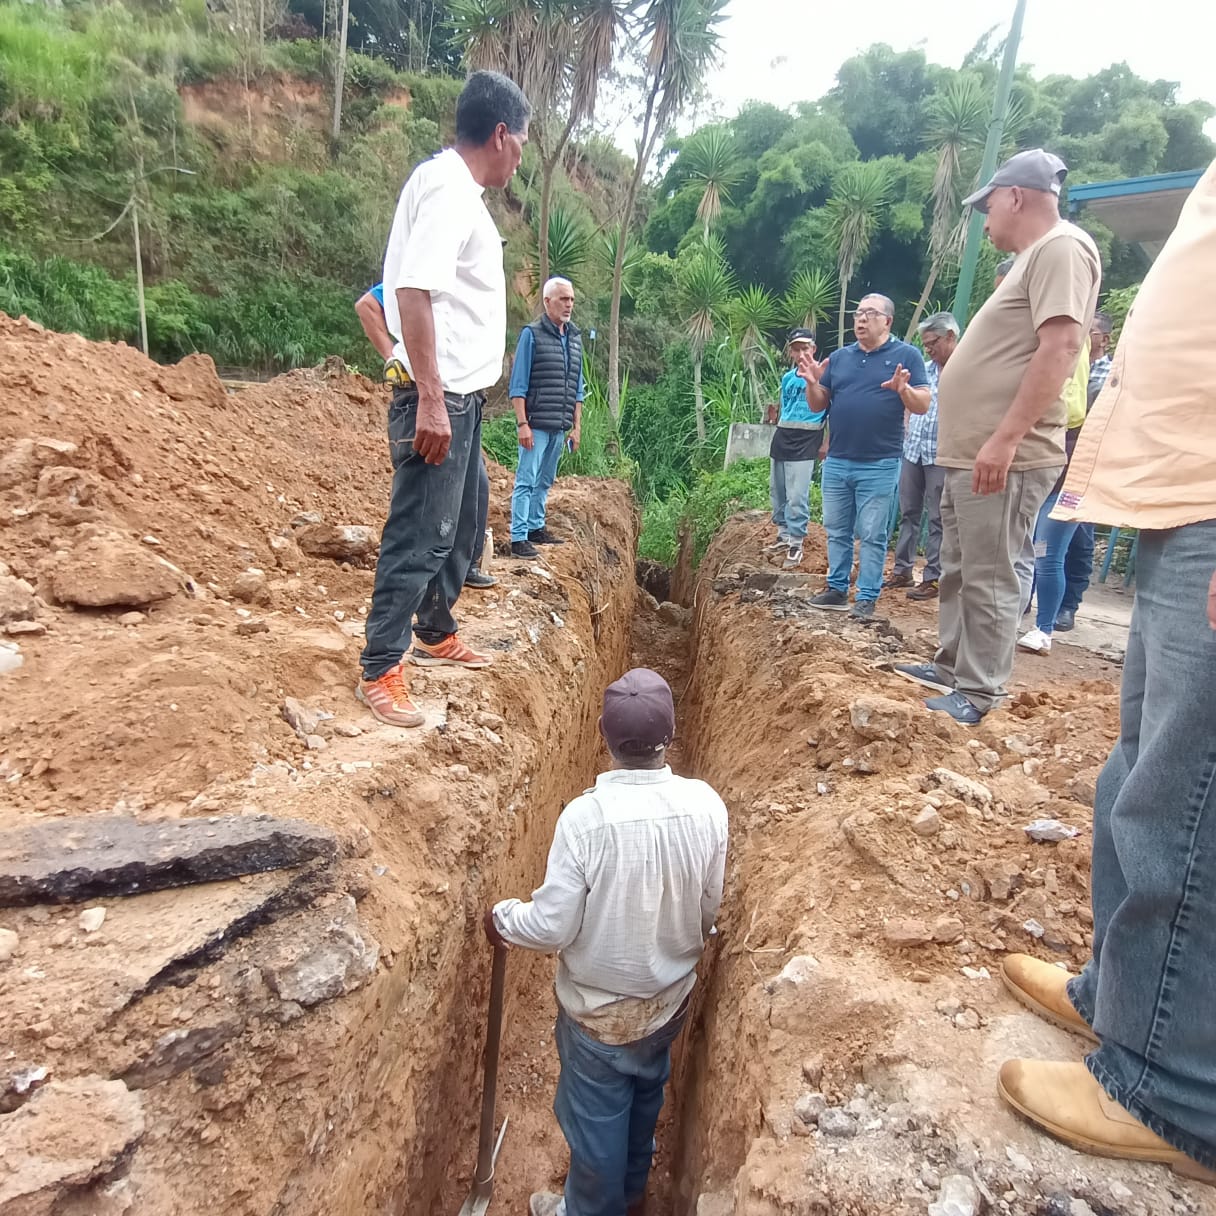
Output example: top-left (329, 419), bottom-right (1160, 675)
top-left (359, 389), bottom-right (482, 679)
top-left (821, 456), bottom-right (901, 602)
top-left (1032, 490), bottom-right (1081, 632)
top-left (553, 1003), bottom-right (688, 1216)
top-left (1067, 518), bottom-right (1216, 1169)
top-left (770, 459), bottom-right (816, 542)
top-left (511, 428), bottom-right (565, 540)
top-left (1060, 522), bottom-right (1096, 615)
top-left (471, 455), bottom-right (490, 567)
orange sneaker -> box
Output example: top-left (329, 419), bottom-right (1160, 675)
top-left (356, 664), bottom-right (425, 727)
top-left (409, 633), bottom-right (492, 669)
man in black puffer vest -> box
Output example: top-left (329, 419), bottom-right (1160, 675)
top-left (508, 276), bottom-right (584, 557)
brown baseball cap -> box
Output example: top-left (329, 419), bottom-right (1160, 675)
top-left (601, 668), bottom-right (675, 756)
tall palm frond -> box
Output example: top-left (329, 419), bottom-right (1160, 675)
top-left (782, 268), bottom-right (838, 338)
top-left (681, 126), bottom-right (742, 234)
top-left (731, 284), bottom-right (778, 418)
top-left (825, 161), bottom-right (891, 347)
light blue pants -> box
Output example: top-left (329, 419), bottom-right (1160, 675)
top-left (553, 1003), bottom-right (688, 1216)
top-left (821, 456), bottom-right (901, 602)
top-left (1067, 518), bottom-right (1216, 1169)
top-left (511, 428), bottom-right (565, 541)
top-left (769, 459), bottom-right (816, 542)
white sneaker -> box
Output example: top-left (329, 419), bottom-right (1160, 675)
top-left (783, 544), bottom-right (803, 569)
top-left (765, 534), bottom-right (792, 552)
top-left (1018, 627), bottom-right (1052, 654)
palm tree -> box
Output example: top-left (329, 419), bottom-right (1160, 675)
top-left (677, 248), bottom-right (734, 443)
top-left (450, 0), bottom-right (628, 287)
top-left (731, 285), bottom-right (778, 419)
top-left (782, 267), bottom-right (837, 339)
top-left (824, 161), bottom-right (891, 349)
top-left (535, 205), bottom-right (591, 286)
top-left (904, 75), bottom-right (988, 339)
top-left (681, 126), bottom-right (742, 237)
top-left (607, 0), bottom-right (729, 420)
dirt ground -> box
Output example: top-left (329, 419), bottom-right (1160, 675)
top-left (3, 314), bottom-right (1213, 1216)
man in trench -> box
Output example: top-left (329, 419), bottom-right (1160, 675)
top-left (998, 158), bottom-right (1216, 1183)
top-left (484, 668), bottom-right (729, 1216)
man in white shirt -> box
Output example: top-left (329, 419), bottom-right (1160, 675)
top-left (357, 70), bottom-right (530, 728)
top-left (485, 669), bottom-right (729, 1216)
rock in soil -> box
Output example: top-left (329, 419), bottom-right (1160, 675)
top-left (0, 814), bottom-right (337, 905)
top-left (259, 895), bottom-right (379, 1007)
top-left (294, 523), bottom-right (378, 562)
top-left (928, 1174), bottom-right (982, 1216)
top-left (121, 1020), bottom-right (243, 1089)
top-left (47, 534), bottom-right (186, 608)
top-left (849, 694), bottom-right (913, 741)
top-left (0, 1077), bottom-right (145, 1213)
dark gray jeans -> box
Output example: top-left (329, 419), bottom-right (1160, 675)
top-left (1068, 517), bottom-right (1216, 1169)
top-left (360, 388), bottom-right (483, 680)
top-left (893, 458), bottom-right (945, 581)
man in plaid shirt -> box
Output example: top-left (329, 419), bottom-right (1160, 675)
top-left (885, 311), bottom-right (959, 601)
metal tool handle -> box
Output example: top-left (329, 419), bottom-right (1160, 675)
top-left (474, 942), bottom-right (508, 1188)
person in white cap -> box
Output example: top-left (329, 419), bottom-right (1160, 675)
top-left (484, 668), bottom-right (728, 1216)
top-left (896, 149), bottom-right (1100, 724)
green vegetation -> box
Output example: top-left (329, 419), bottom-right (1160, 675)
top-left (2, 3), bottom-right (1211, 565)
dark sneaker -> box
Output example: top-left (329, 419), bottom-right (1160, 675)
top-left (850, 599), bottom-right (876, 621)
top-left (511, 540), bottom-right (539, 558)
top-left (893, 663), bottom-right (953, 695)
top-left (907, 579), bottom-right (939, 601)
top-left (809, 588), bottom-right (850, 612)
top-left (464, 565), bottom-right (497, 589)
top-left (765, 535), bottom-right (793, 552)
top-left (883, 571), bottom-right (913, 589)
top-left (528, 528), bottom-right (564, 545)
top-left (782, 543), bottom-right (803, 569)
top-left (1054, 608), bottom-right (1076, 632)
top-left (925, 691), bottom-right (985, 725)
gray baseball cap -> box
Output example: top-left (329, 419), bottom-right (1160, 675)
top-left (963, 149), bottom-right (1068, 213)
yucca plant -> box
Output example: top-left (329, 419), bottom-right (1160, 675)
top-left (681, 125), bottom-right (743, 236)
top-left (535, 205), bottom-right (591, 286)
top-left (731, 284), bottom-right (778, 419)
top-left (824, 161), bottom-right (891, 348)
top-left (677, 247), bottom-right (735, 443)
top-left (782, 268), bottom-right (837, 340)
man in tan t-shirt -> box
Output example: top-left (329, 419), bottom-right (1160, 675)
top-left (896, 149), bottom-right (1100, 724)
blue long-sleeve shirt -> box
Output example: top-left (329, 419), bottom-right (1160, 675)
top-left (508, 324), bottom-right (585, 402)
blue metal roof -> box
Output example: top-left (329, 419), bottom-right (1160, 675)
top-left (1068, 170), bottom-right (1204, 210)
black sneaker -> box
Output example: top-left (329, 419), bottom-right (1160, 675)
top-left (925, 691), bottom-right (985, 726)
top-left (809, 588), bottom-right (850, 612)
top-left (1054, 608), bottom-right (1076, 632)
top-left (528, 528), bottom-right (564, 545)
top-left (892, 663), bottom-right (953, 695)
top-left (850, 599), bottom-right (877, 622)
top-left (464, 565), bottom-right (497, 589)
top-left (511, 540), bottom-right (539, 558)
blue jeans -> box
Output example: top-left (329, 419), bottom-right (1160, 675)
top-left (553, 1003), bottom-right (688, 1216)
top-left (359, 389), bottom-right (482, 679)
top-left (1067, 518), bottom-right (1216, 1170)
top-left (821, 456), bottom-right (901, 602)
top-left (1032, 490), bottom-right (1081, 632)
top-left (511, 428), bottom-right (565, 540)
top-left (1060, 522), bottom-right (1095, 614)
top-left (770, 459), bottom-right (816, 541)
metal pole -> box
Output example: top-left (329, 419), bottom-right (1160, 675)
top-left (951, 0), bottom-right (1028, 326)
top-left (132, 195), bottom-right (148, 357)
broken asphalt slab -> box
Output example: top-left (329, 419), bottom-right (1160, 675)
top-left (0, 813), bottom-right (337, 906)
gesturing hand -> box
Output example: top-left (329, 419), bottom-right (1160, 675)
top-left (881, 363), bottom-right (911, 394)
top-left (795, 349), bottom-right (829, 383)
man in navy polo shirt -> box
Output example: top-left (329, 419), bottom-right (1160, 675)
top-left (797, 293), bottom-right (931, 620)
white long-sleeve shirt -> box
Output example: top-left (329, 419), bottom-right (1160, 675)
top-left (494, 767), bottom-right (729, 1045)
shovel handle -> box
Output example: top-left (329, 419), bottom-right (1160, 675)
top-left (474, 941), bottom-right (508, 1187)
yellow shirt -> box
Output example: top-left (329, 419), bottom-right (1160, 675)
top-left (1054, 158), bottom-right (1216, 530)
top-left (1064, 338), bottom-right (1090, 430)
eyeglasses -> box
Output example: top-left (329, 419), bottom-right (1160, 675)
top-left (853, 308), bottom-right (890, 322)
top-left (922, 336), bottom-right (943, 353)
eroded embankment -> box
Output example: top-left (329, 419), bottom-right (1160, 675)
top-left (662, 514), bottom-right (1211, 1216)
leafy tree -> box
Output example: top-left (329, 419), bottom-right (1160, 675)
top-left (826, 44), bottom-right (942, 160)
top-left (676, 243), bottom-right (733, 442)
top-left (680, 125), bottom-right (742, 236)
top-left (824, 160), bottom-right (890, 347)
top-left (730, 283), bottom-right (778, 419)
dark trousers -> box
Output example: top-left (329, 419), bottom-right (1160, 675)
top-left (1060, 521), bottom-right (1095, 615)
top-left (359, 388), bottom-right (483, 680)
top-left (893, 458), bottom-right (946, 581)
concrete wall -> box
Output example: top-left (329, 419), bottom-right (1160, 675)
top-left (723, 423), bottom-right (773, 468)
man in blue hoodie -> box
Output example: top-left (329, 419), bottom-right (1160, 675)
top-left (768, 328), bottom-right (828, 569)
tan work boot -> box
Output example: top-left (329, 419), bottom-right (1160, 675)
top-left (529, 1194), bottom-right (564, 1216)
top-left (1001, 954), bottom-right (1097, 1043)
top-left (998, 1060), bottom-right (1216, 1183)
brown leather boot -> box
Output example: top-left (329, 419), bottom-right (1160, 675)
top-left (1000, 953), bottom-right (1097, 1042)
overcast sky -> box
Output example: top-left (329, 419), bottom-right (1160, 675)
top-left (696, 0), bottom-right (1216, 139)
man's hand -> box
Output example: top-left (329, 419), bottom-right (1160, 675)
top-left (972, 434), bottom-right (1018, 495)
top-left (413, 387), bottom-right (452, 466)
top-left (569, 426), bottom-right (581, 453)
top-left (795, 349), bottom-right (829, 383)
top-left (818, 440), bottom-right (829, 461)
top-left (483, 907), bottom-right (508, 949)
top-left (518, 422), bottom-right (534, 451)
top-left (1208, 570), bottom-right (1216, 631)
top-left (881, 364), bottom-right (911, 394)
